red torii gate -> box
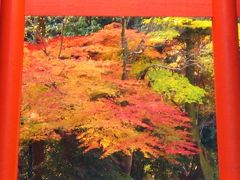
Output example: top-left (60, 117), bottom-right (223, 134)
top-left (0, 0), bottom-right (239, 179)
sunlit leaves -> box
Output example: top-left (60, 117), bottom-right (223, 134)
top-left (132, 61), bottom-right (206, 105)
top-left (147, 29), bottom-right (180, 44)
top-left (148, 69), bottom-right (206, 104)
top-left (143, 17), bottom-right (211, 45)
top-left (143, 17), bottom-right (211, 29)
top-left (21, 23), bottom-right (199, 162)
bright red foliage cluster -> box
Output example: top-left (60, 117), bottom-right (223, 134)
top-left (21, 23), bottom-right (198, 161)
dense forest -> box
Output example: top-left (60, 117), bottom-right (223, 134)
top-left (19, 17), bottom-right (218, 180)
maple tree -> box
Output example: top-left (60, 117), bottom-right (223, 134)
top-left (21, 23), bottom-right (199, 163)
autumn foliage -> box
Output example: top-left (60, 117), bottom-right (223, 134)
top-left (21, 23), bottom-right (199, 162)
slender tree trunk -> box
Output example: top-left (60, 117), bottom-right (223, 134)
top-left (32, 141), bottom-right (45, 180)
top-left (62, 134), bottom-right (78, 163)
top-left (121, 17), bottom-right (129, 80)
top-left (35, 16), bottom-right (46, 43)
top-left (111, 153), bottom-right (133, 176)
top-left (27, 144), bottom-right (33, 179)
top-left (185, 103), bottom-right (214, 179)
top-left (33, 17), bottom-right (48, 56)
top-left (185, 32), bottom-right (214, 180)
top-left (58, 17), bottom-right (68, 59)
top-left (123, 154), bottom-right (133, 176)
top-left (130, 152), bottom-right (145, 180)
top-left (37, 16), bottom-right (46, 37)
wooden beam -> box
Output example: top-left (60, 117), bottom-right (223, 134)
top-left (25, 0), bottom-right (215, 17)
top-left (212, 0), bottom-right (240, 179)
top-left (0, 0), bottom-right (25, 179)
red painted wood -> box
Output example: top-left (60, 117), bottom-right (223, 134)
top-left (0, 0), bottom-right (239, 179)
top-left (0, 0), bottom-right (25, 179)
top-left (212, 0), bottom-right (240, 179)
top-left (25, 0), bottom-right (211, 16)
top-left (25, 0), bottom-right (240, 17)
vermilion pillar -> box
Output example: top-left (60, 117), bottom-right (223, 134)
top-left (212, 0), bottom-right (240, 179)
top-left (0, 0), bottom-right (25, 179)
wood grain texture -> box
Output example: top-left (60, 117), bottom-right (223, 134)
top-left (25, 0), bottom-right (239, 17)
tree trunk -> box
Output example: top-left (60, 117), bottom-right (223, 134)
top-left (185, 103), bottom-right (214, 179)
top-left (185, 32), bottom-right (214, 179)
top-left (121, 17), bottom-right (129, 80)
top-left (62, 134), bottom-right (78, 163)
top-left (130, 151), bottom-right (145, 180)
top-left (33, 17), bottom-right (48, 55)
top-left (37, 17), bottom-right (46, 37)
top-left (27, 144), bottom-right (33, 179)
top-left (32, 141), bottom-right (45, 180)
top-left (35, 16), bottom-right (46, 43)
top-left (58, 17), bottom-right (68, 59)
top-left (111, 153), bottom-right (133, 176)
